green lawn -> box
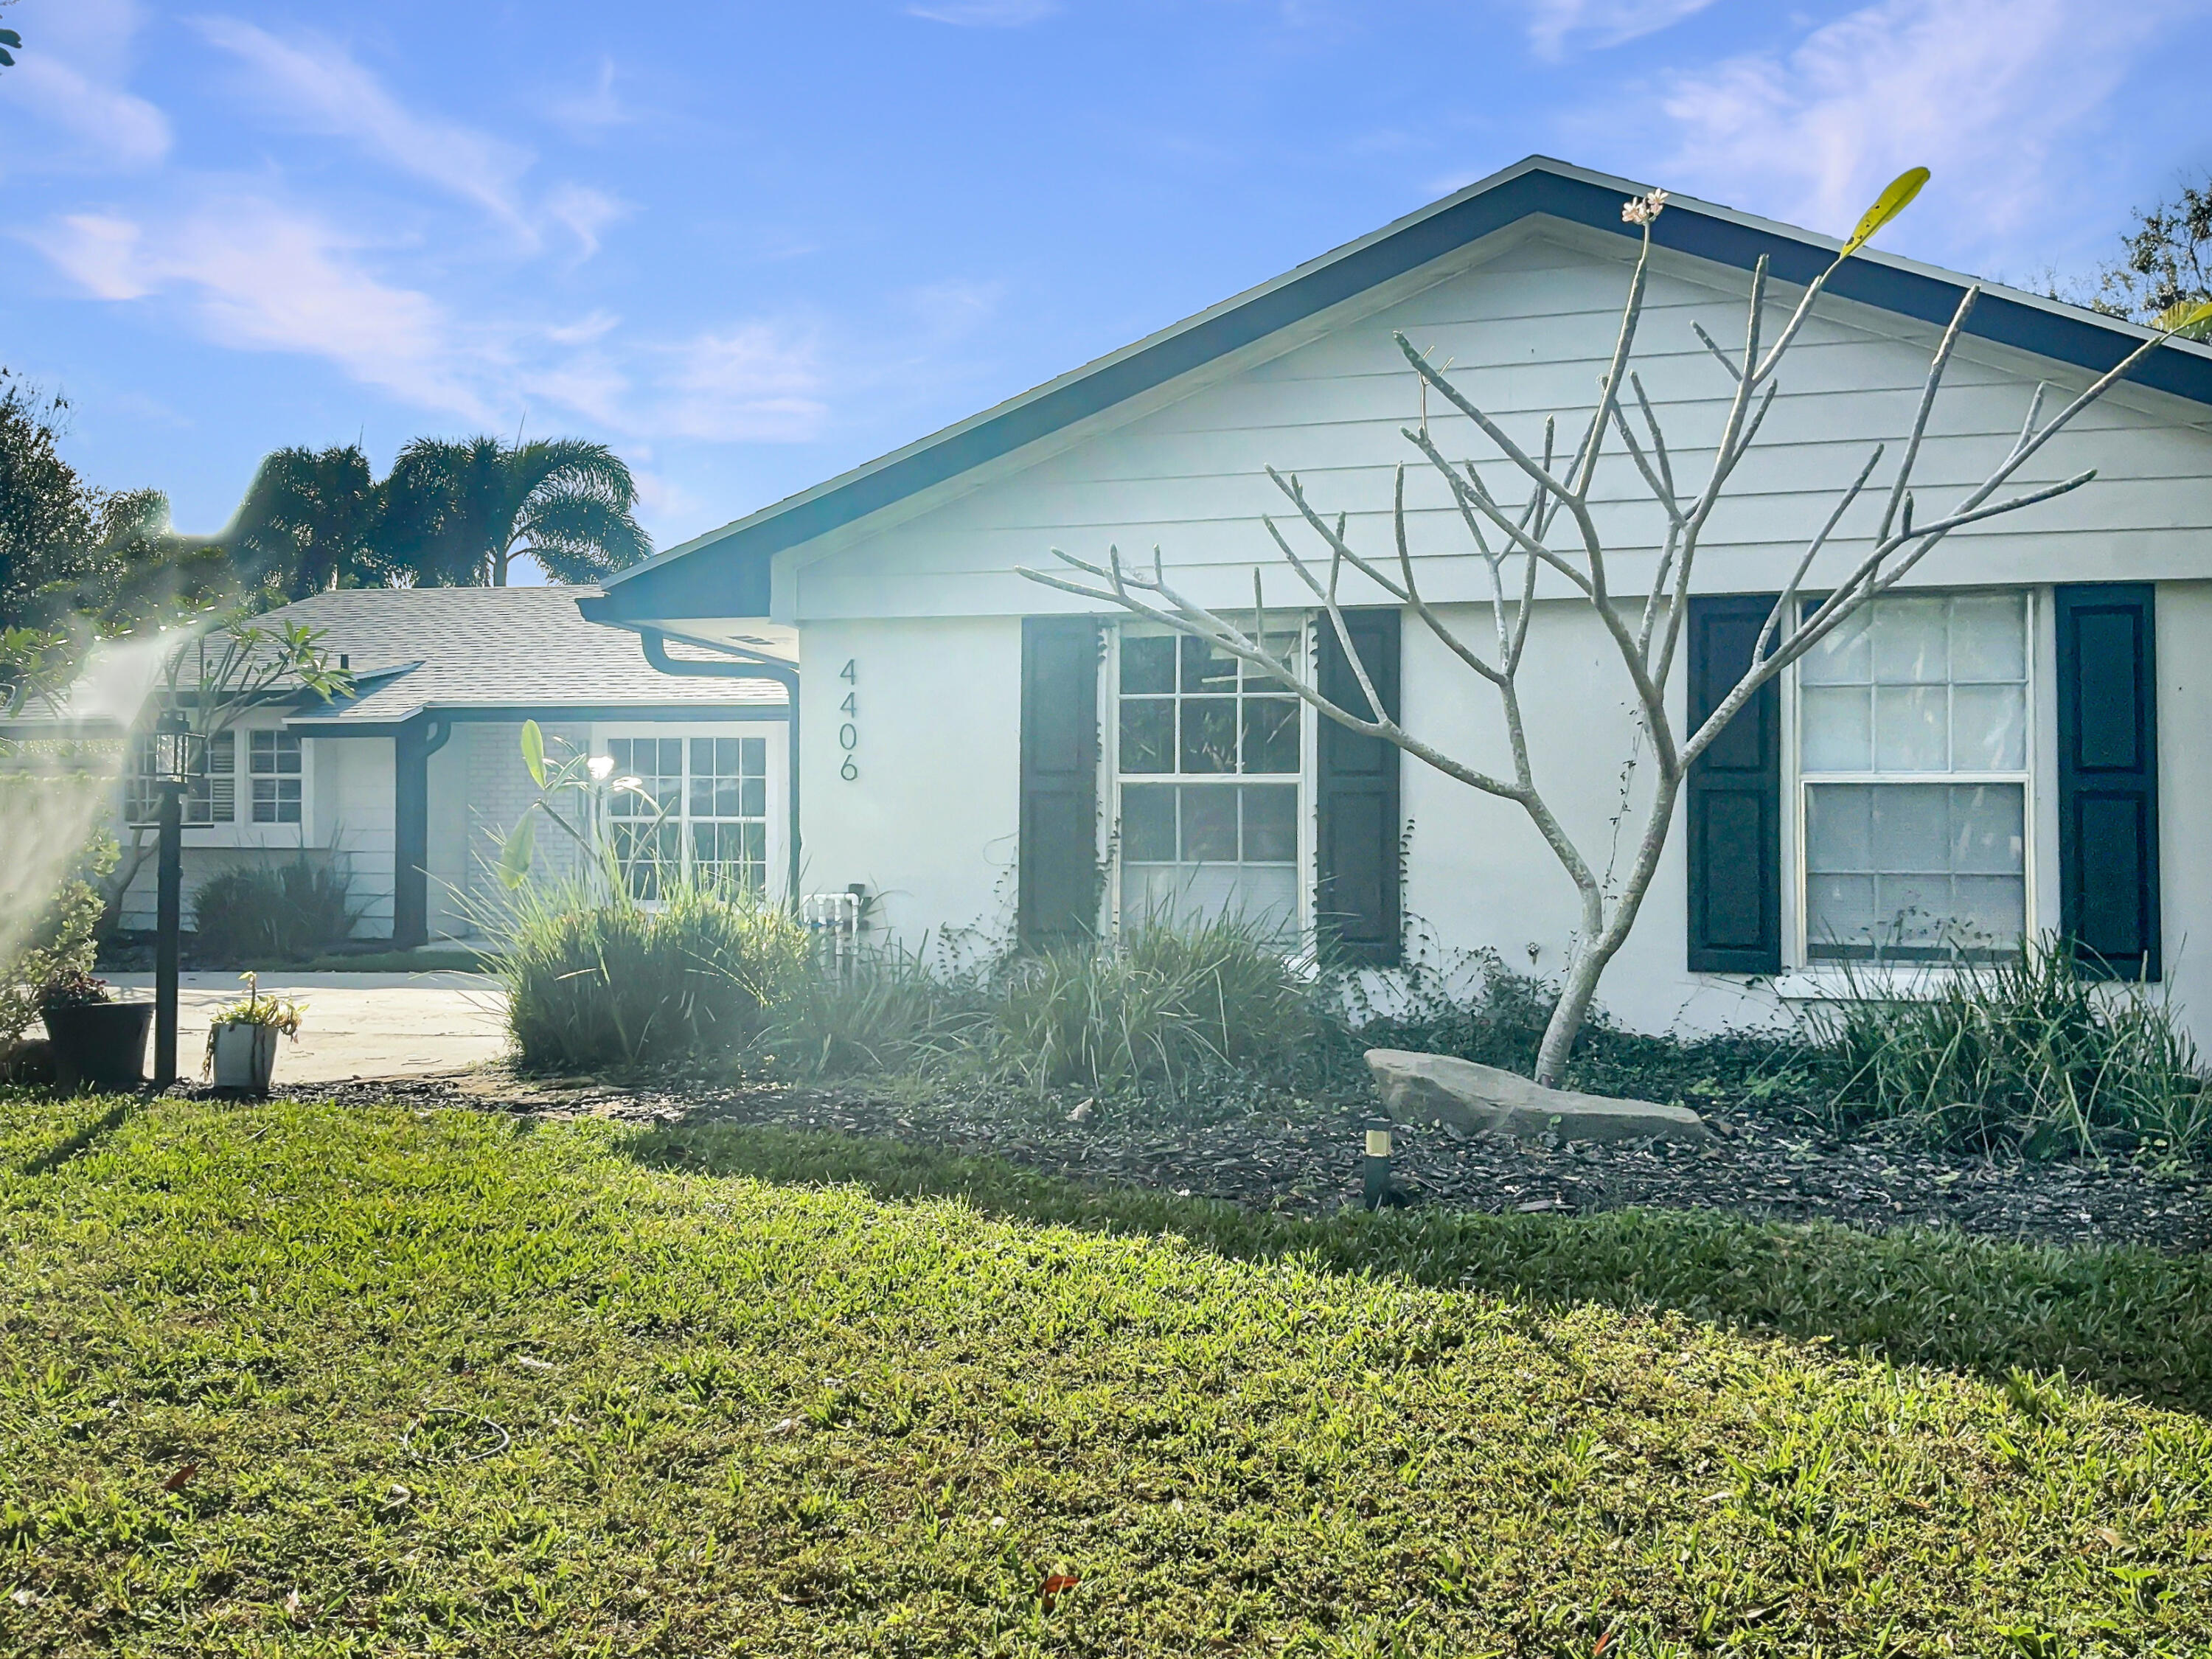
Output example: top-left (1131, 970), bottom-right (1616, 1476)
top-left (4, 1095), bottom-right (2209, 1656)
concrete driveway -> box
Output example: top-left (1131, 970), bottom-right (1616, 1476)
top-left (104, 972), bottom-right (510, 1085)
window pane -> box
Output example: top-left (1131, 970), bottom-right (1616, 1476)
top-left (740, 777), bottom-right (766, 818)
top-left (1798, 609), bottom-right (1870, 684)
top-left (1951, 684), bottom-right (2026, 771)
top-left (1874, 685), bottom-right (1948, 771)
top-left (1242, 785), bottom-right (1297, 861)
top-left (1949, 593), bottom-right (2027, 681)
top-left (1121, 634), bottom-right (1175, 695)
top-left (692, 737), bottom-right (714, 776)
top-left (1180, 634), bottom-right (1237, 694)
top-left (741, 737), bottom-right (766, 773)
top-left (690, 776), bottom-right (715, 818)
top-left (1121, 784), bottom-right (1177, 861)
top-left (1873, 596), bottom-right (1947, 683)
top-left (1248, 632), bottom-right (1302, 683)
top-left (1806, 782), bottom-right (2023, 959)
top-left (1800, 686), bottom-right (1871, 772)
top-left (1181, 786), bottom-right (1238, 861)
top-left (1949, 782), bottom-right (2025, 873)
top-left (1242, 698), bottom-right (1298, 774)
top-left (1119, 699), bottom-right (1173, 773)
top-left (661, 739), bottom-right (686, 778)
top-left (1178, 700), bottom-right (1237, 773)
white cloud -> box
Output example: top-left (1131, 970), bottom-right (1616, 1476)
top-left (908, 1), bottom-right (1060, 24)
top-left (29, 197), bottom-right (492, 420)
top-left (545, 184), bottom-right (627, 260)
top-left (194, 18), bottom-right (537, 237)
top-left (548, 58), bottom-right (630, 136)
top-left (655, 323), bottom-right (828, 442)
top-left (0, 0), bottom-right (170, 172)
top-left (1651, 0), bottom-right (2176, 257)
top-left (1524, 0), bottom-right (1720, 56)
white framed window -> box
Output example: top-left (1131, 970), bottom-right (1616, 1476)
top-left (250, 729), bottom-right (304, 824)
top-left (1113, 625), bottom-right (1304, 938)
top-left (605, 734), bottom-right (769, 899)
top-left (127, 729), bottom-right (234, 827)
top-left (1795, 591), bottom-right (2031, 961)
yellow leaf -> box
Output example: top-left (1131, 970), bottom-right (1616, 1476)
top-left (1840, 167), bottom-right (1930, 259)
top-left (2154, 300), bottom-right (2212, 341)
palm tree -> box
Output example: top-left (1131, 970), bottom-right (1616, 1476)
top-left (380, 436), bottom-right (650, 586)
top-left (224, 444), bottom-right (383, 599)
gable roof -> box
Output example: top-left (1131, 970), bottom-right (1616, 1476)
top-left (582, 154), bottom-right (2212, 625)
top-left (270, 587), bottom-right (787, 729)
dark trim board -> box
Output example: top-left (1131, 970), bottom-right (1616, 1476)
top-left (590, 158), bottom-right (2212, 622)
top-left (288, 702), bottom-right (790, 737)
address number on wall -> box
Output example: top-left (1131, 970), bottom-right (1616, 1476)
top-left (838, 658), bottom-right (858, 780)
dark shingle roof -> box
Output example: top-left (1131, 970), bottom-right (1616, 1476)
top-left (262, 587), bottom-right (788, 726)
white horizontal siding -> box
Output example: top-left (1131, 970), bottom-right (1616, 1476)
top-left (795, 229), bottom-right (2212, 622)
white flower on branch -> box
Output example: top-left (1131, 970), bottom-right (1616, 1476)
top-left (1621, 189), bottom-right (1668, 227)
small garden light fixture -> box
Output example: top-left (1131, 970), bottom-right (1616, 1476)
top-left (1363, 1116), bottom-right (1395, 1211)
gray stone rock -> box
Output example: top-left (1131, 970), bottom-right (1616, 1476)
top-left (1363, 1048), bottom-right (1712, 1144)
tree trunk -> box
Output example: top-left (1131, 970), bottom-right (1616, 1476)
top-left (1530, 769), bottom-right (1683, 1088)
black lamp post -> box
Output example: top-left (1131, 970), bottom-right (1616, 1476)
top-left (148, 709), bottom-right (200, 1087)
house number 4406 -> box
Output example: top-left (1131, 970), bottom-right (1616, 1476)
top-left (838, 658), bottom-right (858, 780)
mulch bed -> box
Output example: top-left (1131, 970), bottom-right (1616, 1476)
top-left (289, 1067), bottom-right (2212, 1256)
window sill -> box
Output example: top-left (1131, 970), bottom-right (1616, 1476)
top-left (1773, 964), bottom-right (1996, 1001)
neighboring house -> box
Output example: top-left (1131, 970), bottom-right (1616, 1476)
top-left (10, 588), bottom-right (791, 945)
top-left (578, 156), bottom-right (2212, 1039)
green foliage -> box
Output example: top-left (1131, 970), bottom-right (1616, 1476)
top-left (1, 1096), bottom-right (2208, 1655)
top-left (202, 973), bottom-right (304, 1035)
top-left (1813, 937), bottom-right (2212, 1158)
top-left (380, 434), bottom-right (650, 586)
top-left (0, 825), bottom-right (114, 1048)
top-left (992, 916), bottom-right (1325, 1092)
top-left (493, 874), bottom-right (809, 1071)
top-left (2094, 175), bottom-right (2212, 325)
top-left (752, 942), bottom-right (991, 1082)
top-left (221, 443), bottom-right (386, 599)
top-left (1, 369), bottom-right (238, 635)
top-left (188, 858), bottom-right (361, 965)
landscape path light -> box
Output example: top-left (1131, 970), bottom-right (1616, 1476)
top-left (1363, 1116), bottom-right (1395, 1211)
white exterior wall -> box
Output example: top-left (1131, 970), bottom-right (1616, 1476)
top-left (791, 226), bottom-right (2211, 624)
top-left (679, 223), bottom-right (2212, 1040)
top-left (798, 616), bottom-right (1025, 946)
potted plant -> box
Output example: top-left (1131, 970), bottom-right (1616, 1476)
top-left (203, 973), bottom-right (304, 1095)
top-left (39, 971), bottom-right (153, 1093)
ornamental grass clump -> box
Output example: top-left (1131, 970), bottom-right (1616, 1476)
top-left (190, 857), bottom-right (361, 964)
top-left (993, 914), bottom-right (1321, 1093)
top-left (496, 874), bottom-right (807, 1072)
top-left (1815, 936), bottom-right (2212, 1158)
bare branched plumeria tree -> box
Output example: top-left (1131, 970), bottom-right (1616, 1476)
top-left (1022, 170), bottom-right (2212, 1087)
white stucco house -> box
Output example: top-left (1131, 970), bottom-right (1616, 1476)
top-left (10, 587), bottom-right (793, 945)
top-left (574, 156), bottom-right (2212, 1040)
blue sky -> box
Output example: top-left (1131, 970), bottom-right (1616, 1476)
top-left (2, 0), bottom-right (2206, 580)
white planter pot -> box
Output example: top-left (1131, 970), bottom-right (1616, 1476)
top-left (209, 1021), bottom-right (280, 1093)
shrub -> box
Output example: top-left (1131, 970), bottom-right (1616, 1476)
top-left (754, 942), bottom-right (991, 1083)
top-left (495, 876), bottom-right (808, 1072)
top-left (993, 915), bottom-right (1323, 1093)
top-left (1, 829), bottom-right (115, 1051)
top-left (1814, 936), bottom-right (2212, 1158)
top-left (190, 858), bottom-right (361, 964)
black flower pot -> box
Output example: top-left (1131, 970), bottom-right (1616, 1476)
top-left (41, 1001), bottom-right (153, 1093)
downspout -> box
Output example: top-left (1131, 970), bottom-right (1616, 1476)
top-left (637, 627), bottom-right (802, 908)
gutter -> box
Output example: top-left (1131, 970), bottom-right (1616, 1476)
top-left (636, 627), bottom-right (803, 909)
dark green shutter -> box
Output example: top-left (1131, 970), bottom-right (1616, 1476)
top-left (2056, 583), bottom-right (2160, 980)
top-left (1315, 608), bottom-right (1402, 966)
top-left (1686, 594), bottom-right (1781, 973)
top-left (1018, 616), bottom-right (1101, 950)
